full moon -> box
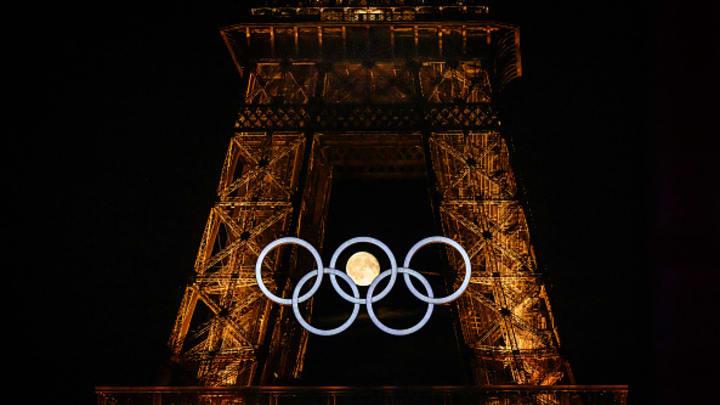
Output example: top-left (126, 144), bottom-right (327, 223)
top-left (345, 251), bottom-right (381, 286)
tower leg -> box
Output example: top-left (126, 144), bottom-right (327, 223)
top-left (168, 132), bottom-right (310, 385)
top-left (427, 130), bottom-right (566, 385)
top-left (257, 133), bottom-right (334, 384)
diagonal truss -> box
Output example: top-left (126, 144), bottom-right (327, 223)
top-left (168, 133), bottom-right (307, 385)
top-left (246, 63), bottom-right (318, 105)
top-left (420, 62), bottom-right (492, 103)
top-left (322, 61), bottom-right (416, 104)
top-left (429, 131), bottom-right (565, 385)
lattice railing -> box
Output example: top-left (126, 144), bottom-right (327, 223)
top-left (235, 103), bottom-right (499, 131)
top-left (97, 385), bottom-right (629, 405)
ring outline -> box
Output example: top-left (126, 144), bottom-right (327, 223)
top-left (255, 237), bottom-right (324, 305)
top-left (292, 268), bottom-right (360, 336)
top-left (365, 267), bottom-right (434, 336)
top-left (328, 237), bottom-right (398, 304)
top-left (402, 236), bottom-right (472, 304)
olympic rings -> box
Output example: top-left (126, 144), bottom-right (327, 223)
top-left (254, 236), bottom-right (471, 336)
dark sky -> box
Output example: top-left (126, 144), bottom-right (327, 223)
top-left (21, 1), bottom-right (719, 404)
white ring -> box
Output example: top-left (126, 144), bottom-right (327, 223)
top-left (255, 237), bottom-right (324, 305)
top-left (365, 268), bottom-right (434, 336)
top-left (402, 236), bottom-right (472, 304)
top-left (292, 268), bottom-right (360, 336)
top-left (328, 237), bottom-right (398, 304)
top-left (254, 236), bottom-right (471, 335)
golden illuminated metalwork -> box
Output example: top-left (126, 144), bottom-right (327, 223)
top-left (168, 0), bottom-right (572, 389)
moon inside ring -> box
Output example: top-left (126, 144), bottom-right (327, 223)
top-left (345, 251), bottom-right (381, 286)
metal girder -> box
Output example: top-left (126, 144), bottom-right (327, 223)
top-left (235, 102), bottom-right (499, 131)
top-left (168, 132), bottom-right (307, 385)
top-left (428, 131), bottom-right (565, 385)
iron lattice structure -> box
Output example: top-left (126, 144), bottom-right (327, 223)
top-left (168, 1), bottom-right (572, 388)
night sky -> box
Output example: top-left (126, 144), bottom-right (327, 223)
top-left (21, 1), bottom-right (719, 404)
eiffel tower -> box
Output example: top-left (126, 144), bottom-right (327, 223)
top-left (97, 1), bottom-right (628, 404)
